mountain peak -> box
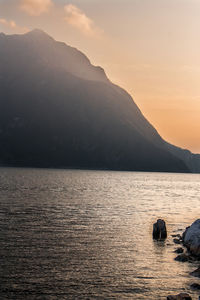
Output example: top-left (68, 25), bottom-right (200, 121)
top-left (28, 28), bottom-right (47, 35)
top-left (25, 29), bottom-right (53, 40)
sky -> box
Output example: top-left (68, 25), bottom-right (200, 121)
top-left (0, 0), bottom-right (200, 153)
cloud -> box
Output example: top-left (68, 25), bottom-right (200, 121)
top-left (20, 0), bottom-right (53, 16)
top-left (64, 4), bottom-right (103, 37)
top-left (0, 18), bottom-right (29, 33)
top-left (0, 18), bottom-right (17, 28)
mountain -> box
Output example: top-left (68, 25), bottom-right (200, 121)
top-left (0, 29), bottom-right (198, 172)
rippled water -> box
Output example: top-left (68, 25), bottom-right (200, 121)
top-left (0, 168), bottom-right (200, 299)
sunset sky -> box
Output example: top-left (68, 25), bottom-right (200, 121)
top-left (0, 0), bottom-right (200, 153)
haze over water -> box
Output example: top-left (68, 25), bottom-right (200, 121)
top-left (0, 168), bottom-right (200, 299)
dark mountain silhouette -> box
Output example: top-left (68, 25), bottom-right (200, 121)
top-left (0, 29), bottom-right (198, 172)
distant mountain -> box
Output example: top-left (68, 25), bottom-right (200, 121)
top-left (0, 29), bottom-right (198, 172)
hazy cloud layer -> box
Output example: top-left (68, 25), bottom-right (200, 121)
top-left (20, 0), bottom-right (53, 16)
top-left (64, 4), bottom-right (103, 37)
top-left (0, 18), bottom-right (28, 33)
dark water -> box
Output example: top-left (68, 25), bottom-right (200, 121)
top-left (0, 168), bottom-right (200, 299)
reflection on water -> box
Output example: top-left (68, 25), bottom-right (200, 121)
top-left (0, 168), bottom-right (200, 299)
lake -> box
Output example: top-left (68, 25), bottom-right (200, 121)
top-left (0, 168), bottom-right (200, 299)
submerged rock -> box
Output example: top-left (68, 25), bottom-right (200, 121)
top-left (183, 219), bottom-right (200, 256)
top-left (174, 253), bottom-right (189, 262)
top-left (172, 234), bottom-right (182, 239)
top-left (167, 293), bottom-right (192, 300)
top-left (153, 219), bottom-right (167, 239)
top-left (173, 238), bottom-right (182, 244)
top-left (190, 283), bottom-right (200, 290)
top-left (190, 266), bottom-right (200, 278)
top-left (174, 247), bottom-right (184, 254)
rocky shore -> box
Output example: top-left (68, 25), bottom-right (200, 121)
top-left (153, 219), bottom-right (200, 300)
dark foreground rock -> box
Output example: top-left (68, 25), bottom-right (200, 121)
top-left (183, 219), bottom-right (200, 256)
top-left (167, 293), bottom-right (192, 300)
top-left (174, 247), bottom-right (184, 254)
top-left (173, 238), bottom-right (182, 244)
top-left (174, 253), bottom-right (190, 262)
top-left (190, 266), bottom-right (200, 278)
top-left (190, 283), bottom-right (200, 290)
top-left (153, 219), bottom-right (167, 239)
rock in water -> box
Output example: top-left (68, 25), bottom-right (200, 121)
top-left (183, 219), bottom-right (200, 256)
top-left (174, 254), bottom-right (189, 262)
top-left (190, 266), bottom-right (200, 278)
top-left (174, 247), bottom-right (184, 254)
top-left (190, 283), bottom-right (200, 290)
top-left (153, 219), bottom-right (167, 239)
top-left (173, 238), bottom-right (182, 244)
top-left (167, 293), bottom-right (192, 300)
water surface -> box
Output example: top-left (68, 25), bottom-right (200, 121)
top-left (0, 168), bottom-right (200, 299)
